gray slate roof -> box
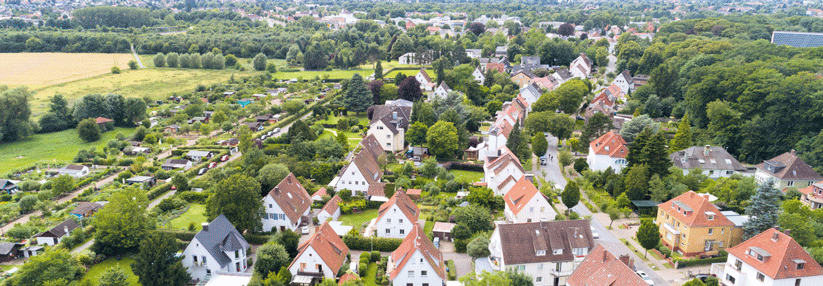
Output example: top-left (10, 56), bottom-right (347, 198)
top-left (771, 31), bottom-right (823, 48)
top-left (194, 214), bottom-right (249, 268)
top-left (35, 219), bottom-right (80, 238)
top-left (669, 146), bottom-right (747, 171)
top-left (0, 242), bottom-right (17, 255)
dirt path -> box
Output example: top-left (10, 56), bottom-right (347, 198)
top-left (131, 44), bottom-right (145, 68)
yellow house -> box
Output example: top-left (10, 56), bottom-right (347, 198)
top-left (510, 70), bottom-right (536, 87)
top-left (656, 191), bottom-right (744, 258)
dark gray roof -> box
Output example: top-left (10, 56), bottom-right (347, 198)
top-left (194, 214), bottom-right (249, 268)
top-left (0, 242), bottom-right (18, 255)
top-left (771, 31), bottom-right (823, 48)
top-left (669, 146), bottom-right (747, 171)
top-left (71, 202), bottom-right (103, 215)
top-left (0, 179), bottom-right (16, 190)
top-left (369, 105), bottom-right (412, 135)
top-left (35, 219), bottom-right (80, 238)
top-left (496, 220), bottom-right (593, 265)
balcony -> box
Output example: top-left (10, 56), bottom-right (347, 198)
top-left (296, 270), bottom-right (324, 277)
top-left (549, 269), bottom-right (574, 277)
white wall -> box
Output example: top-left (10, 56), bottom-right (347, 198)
top-left (334, 162), bottom-right (370, 195)
top-left (375, 204), bottom-right (415, 239)
top-left (318, 208), bottom-right (341, 223)
top-left (473, 69), bottom-right (485, 83)
top-left (289, 246), bottom-right (336, 279)
top-left (367, 121), bottom-right (402, 152)
top-left (722, 254), bottom-right (823, 286)
top-left (36, 236), bottom-right (60, 246)
top-left (391, 250), bottom-right (444, 286)
top-left (485, 162), bottom-right (524, 195)
top-left (261, 195), bottom-right (301, 232)
top-left (586, 147), bottom-right (626, 173)
top-left (507, 195), bottom-right (556, 223)
top-left (183, 238), bottom-right (226, 280)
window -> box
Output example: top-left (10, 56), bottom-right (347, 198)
top-left (385, 229), bottom-right (391, 234)
top-left (400, 229), bottom-right (405, 235)
top-left (193, 256), bottom-right (198, 263)
top-left (788, 181), bottom-right (794, 187)
top-left (377, 126), bottom-right (383, 130)
top-left (708, 215), bottom-right (715, 221)
top-left (536, 277), bottom-right (542, 282)
top-left (553, 249), bottom-right (562, 255)
top-left (726, 274), bottom-right (736, 284)
top-left (206, 269), bottom-right (211, 275)
top-left (236, 262), bottom-right (240, 272)
top-left (268, 204), bottom-right (272, 208)
top-left (423, 284), bottom-right (429, 286)
top-left (235, 250), bottom-right (239, 258)
top-left (517, 265), bottom-right (525, 271)
top-left (556, 263), bottom-right (561, 271)
top-left (355, 181), bottom-right (359, 185)
top-left (280, 214), bottom-right (285, 220)
top-left (399, 219), bottom-right (404, 224)
top-left (202, 256), bottom-right (207, 263)
top-left (407, 284), bottom-right (413, 286)
top-left (708, 228), bottom-right (713, 235)
top-left (798, 262), bottom-right (805, 270)
top-left (387, 219), bottom-right (391, 223)
top-left (530, 207), bottom-right (534, 212)
top-left (386, 135), bottom-right (390, 139)
top-left (734, 260), bottom-right (742, 270)
top-left (756, 273), bottom-right (765, 281)
top-left (796, 279), bottom-right (801, 286)
top-left (408, 271), bottom-right (414, 278)
top-left (421, 271), bottom-right (427, 277)
top-left (722, 228), bottom-right (725, 235)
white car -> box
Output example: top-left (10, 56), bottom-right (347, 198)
top-left (590, 226), bottom-right (600, 239)
top-left (635, 270), bottom-right (654, 286)
top-left (301, 226), bottom-right (310, 235)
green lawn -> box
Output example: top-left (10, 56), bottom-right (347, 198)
top-left (165, 204), bottom-right (207, 231)
top-left (80, 257), bottom-right (140, 286)
top-left (448, 170), bottom-right (484, 184)
top-left (0, 127), bottom-right (135, 174)
top-left (363, 263), bottom-right (379, 286)
top-left (339, 209), bottom-right (379, 231)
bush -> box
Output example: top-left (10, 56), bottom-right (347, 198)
top-left (370, 251), bottom-right (381, 262)
top-left (359, 262), bottom-right (369, 276)
top-left (128, 60), bottom-right (138, 70)
top-left (343, 235), bottom-right (403, 252)
top-left (447, 260), bottom-right (456, 280)
top-left (111, 66), bottom-right (121, 74)
top-left (155, 229), bottom-right (197, 241)
top-left (177, 191), bottom-right (209, 204)
top-left (674, 251), bottom-right (728, 268)
top-left (573, 158), bottom-right (588, 173)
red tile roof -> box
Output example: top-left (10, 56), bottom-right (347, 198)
top-left (338, 272), bottom-right (360, 285)
top-left (726, 228), bottom-right (823, 280)
top-left (267, 173), bottom-right (312, 223)
top-left (658, 191), bottom-right (734, 227)
top-left (486, 63), bottom-right (505, 73)
top-left (589, 131), bottom-right (628, 159)
top-left (377, 190), bottom-right (419, 223)
top-left (290, 222), bottom-right (350, 274)
top-left (503, 176), bottom-right (543, 216)
top-left (321, 195), bottom-right (342, 216)
top-left (567, 245), bottom-right (648, 286)
top-left (485, 146), bottom-right (525, 175)
top-left (95, 117), bottom-right (113, 124)
top-left (389, 225), bottom-right (446, 280)
top-left (312, 187), bottom-right (327, 200)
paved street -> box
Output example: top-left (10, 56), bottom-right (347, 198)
top-left (539, 134), bottom-right (567, 189)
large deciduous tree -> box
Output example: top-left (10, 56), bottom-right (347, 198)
top-left (255, 243), bottom-right (291, 278)
top-left (258, 163), bottom-right (290, 194)
top-left (77, 118), bottom-right (101, 142)
top-left (132, 231), bottom-right (190, 286)
top-left (405, 121), bottom-right (428, 146)
top-left (5, 248), bottom-right (84, 286)
top-left (253, 53), bottom-right (267, 71)
top-left (561, 180), bottom-right (580, 212)
top-left (637, 219), bottom-right (660, 258)
top-left (524, 111), bottom-right (575, 140)
top-left (206, 174), bottom-right (263, 232)
top-left (93, 187), bottom-right (153, 255)
top-left (532, 133), bottom-right (548, 157)
top-left (398, 77), bottom-right (423, 102)
top-left (580, 112), bottom-right (614, 147)
top-left (426, 121), bottom-right (459, 159)
top-left (558, 23), bottom-right (575, 36)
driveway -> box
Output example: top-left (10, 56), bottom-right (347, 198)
top-left (440, 241), bottom-right (471, 280)
top-left (539, 134), bottom-right (567, 190)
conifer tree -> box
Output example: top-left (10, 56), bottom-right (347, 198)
top-left (624, 163), bottom-right (649, 200)
top-left (626, 127), bottom-right (652, 168)
top-left (643, 131), bottom-right (671, 178)
top-left (669, 113), bottom-right (693, 153)
top-left (743, 182), bottom-right (784, 239)
top-left (374, 61), bottom-right (383, 79)
top-left (343, 74), bottom-right (373, 114)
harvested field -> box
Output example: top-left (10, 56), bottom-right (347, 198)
top-left (0, 53), bottom-right (134, 87)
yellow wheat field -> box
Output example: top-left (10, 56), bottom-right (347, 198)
top-left (0, 53), bottom-right (134, 87)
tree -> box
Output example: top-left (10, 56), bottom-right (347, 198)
top-left (406, 121), bottom-right (428, 146)
top-left (128, 60), bottom-right (138, 70)
top-left (0, 87), bottom-right (36, 142)
top-left (153, 52), bottom-right (165, 67)
top-left (532, 133), bottom-right (548, 157)
top-left (99, 267), bottom-right (130, 286)
top-left (573, 158), bottom-right (588, 173)
top-left (642, 131), bottom-right (671, 178)
top-left (398, 77), bottom-right (423, 102)
top-left (466, 187), bottom-right (494, 209)
top-left (561, 181), bottom-right (580, 212)
top-left (270, 230), bottom-right (301, 258)
top-left (93, 187), bottom-right (152, 255)
top-left (524, 111), bottom-right (575, 140)
top-left (6, 248), bottom-right (83, 286)
top-left (469, 22), bottom-right (486, 35)
top-left (669, 113), bottom-right (693, 153)
top-left (558, 23), bottom-right (575, 36)
top-left (77, 118), bottom-right (101, 142)
top-left (626, 128), bottom-right (652, 168)
top-left (682, 279), bottom-right (707, 286)
top-left (620, 115), bottom-right (658, 143)
top-left (467, 236), bottom-right (491, 259)
top-left (255, 243), bottom-right (291, 278)
top-left (607, 206), bottom-right (621, 228)
top-left (166, 52), bottom-right (179, 67)
top-left (649, 174), bottom-right (668, 202)
top-left (132, 231), bottom-right (190, 286)
top-left (624, 164), bottom-right (649, 200)
top-left (18, 195), bottom-right (38, 214)
top-left (171, 174), bottom-right (189, 192)
top-left (374, 61), bottom-right (383, 79)
top-left (253, 53), bottom-right (267, 71)
top-left (580, 112), bottom-right (614, 147)
top-left (559, 150), bottom-right (573, 167)
top-left (207, 174), bottom-right (263, 232)
top-left (258, 164), bottom-right (290, 193)
top-left (453, 205), bottom-right (494, 233)
top-left (343, 74), bottom-right (373, 114)
top-left (367, 80), bottom-right (384, 105)
top-left (743, 182), bottom-right (784, 239)
top-left (282, 100), bottom-right (306, 115)
top-left (124, 97), bottom-right (147, 125)
top-left (426, 121), bottom-right (459, 159)
top-left (51, 174), bottom-right (75, 196)
top-left (637, 219), bottom-right (660, 258)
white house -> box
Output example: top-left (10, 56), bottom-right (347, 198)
top-left (374, 190), bottom-right (420, 239)
top-left (262, 173), bottom-right (312, 232)
top-left (669, 146), bottom-right (750, 178)
top-left (415, 68), bottom-right (435, 91)
top-left (553, 68), bottom-right (574, 84)
top-left (186, 150), bottom-right (214, 163)
top-left (182, 214), bottom-right (249, 280)
top-left (612, 70), bottom-right (635, 94)
top-left (367, 105), bottom-right (412, 152)
top-left (586, 131), bottom-right (628, 173)
top-left (399, 52), bottom-right (432, 65)
top-left (569, 53), bottom-right (593, 79)
top-left (432, 81), bottom-right (452, 101)
top-left (519, 83), bottom-right (541, 106)
top-left (58, 165), bottom-right (89, 178)
top-left (713, 228), bottom-right (823, 286)
top-left (311, 188), bottom-right (328, 202)
top-left (755, 150), bottom-right (822, 190)
top-left (317, 195), bottom-right (342, 223)
top-left (288, 222), bottom-right (350, 284)
top-left (488, 220), bottom-right (595, 286)
top-left (329, 135), bottom-right (386, 198)
top-left (33, 219), bottom-right (80, 246)
top-left (466, 49), bottom-right (483, 59)
top-left (484, 146), bottom-right (526, 195)
top-left (503, 176), bottom-right (556, 223)
top-left (387, 225), bottom-right (446, 286)
top-left (472, 66), bottom-right (486, 84)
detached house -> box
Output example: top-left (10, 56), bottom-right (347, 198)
top-left (415, 68), bottom-right (435, 91)
top-left (656, 191), bottom-right (746, 258)
top-left (569, 53), bottom-right (593, 79)
top-left (567, 245), bottom-right (647, 286)
top-left (0, 179), bottom-right (18, 195)
top-left (58, 164), bottom-right (89, 178)
top-left (613, 70), bottom-right (635, 94)
top-left (317, 195), bottom-right (342, 223)
top-left (289, 222), bottom-right (350, 284)
top-left (484, 146), bottom-right (526, 195)
top-left (504, 176), bottom-right (556, 223)
top-left (432, 81), bottom-right (452, 100)
top-left (519, 83), bottom-right (542, 106)
top-left (329, 135), bottom-right (386, 198)
top-left (511, 70), bottom-right (537, 87)
top-left (367, 104), bottom-right (412, 152)
top-left (186, 150), bottom-right (214, 163)
top-left (715, 228), bottom-right (823, 286)
top-left (262, 173), bottom-right (312, 232)
top-left (798, 181), bottom-right (823, 209)
top-left (375, 190), bottom-right (420, 239)
top-left (488, 220), bottom-right (595, 286)
top-left (553, 68), bottom-right (574, 84)
top-left (182, 214), bottom-right (250, 280)
top-left (387, 225), bottom-right (446, 286)
top-left (669, 146), bottom-right (749, 178)
top-left (755, 150), bottom-right (823, 190)
top-left (472, 66), bottom-right (486, 84)
top-left (586, 131), bottom-right (628, 173)
top-left (583, 91), bottom-right (615, 124)
top-left (162, 159), bottom-right (193, 171)
top-left (33, 219), bottom-right (80, 246)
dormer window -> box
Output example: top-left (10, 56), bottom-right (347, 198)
top-left (536, 250), bottom-right (546, 256)
top-left (553, 249), bottom-right (563, 255)
top-left (708, 215), bottom-right (714, 220)
top-left (798, 262), bottom-right (805, 270)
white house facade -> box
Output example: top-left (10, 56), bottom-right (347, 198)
top-left (58, 165), bottom-right (89, 178)
top-left (33, 219), bottom-right (80, 246)
top-left (432, 82), bottom-right (452, 101)
top-left (612, 70), bottom-right (635, 94)
top-left (388, 225), bottom-right (446, 286)
top-left (473, 66), bottom-right (486, 83)
top-left (484, 146), bottom-right (526, 195)
top-left (415, 68), bottom-right (434, 91)
top-left (288, 222), bottom-right (350, 283)
top-left (261, 173), bottom-right (312, 232)
top-left (586, 131), bottom-right (628, 173)
top-left (367, 105), bottom-right (411, 153)
top-left (182, 214), bottom-right (249, 280)
top-left (503, 176), bottom-right (556, 223)
top-left (317, 195), bottom-right (342, 223)
top-left (375, 191), bottom-right (419, 239)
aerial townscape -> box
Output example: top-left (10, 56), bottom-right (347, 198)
top-left (5, 0), bottom-right (823, 286)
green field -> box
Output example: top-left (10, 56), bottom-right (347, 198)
top-left (80, 257), bottom-right (140, 286)
top-left (0, 127), bottom-right (134, 174)
top-left (164, 204), bottom-right (207, 231)
top-left (272, 69), bottom-right (373, 81)
top-left (449, 170), bottom-right (484, 184)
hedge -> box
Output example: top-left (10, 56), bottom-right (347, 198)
top-left (243, 234), bottom-right (270, 245)
top-left (343, 235), bottom-right (403, 252)
top-left (74, 168), bottom-right (116, 189)
top-left (441, 162), bottom-right (483, 172)
top-left (674, 255), bottom-right (728, 268)
top-left (447, 260), bottom-right (456, 280)
top-left (147, 183), bottom-right (172, 201)
top-left (253, 90), bottom-right (339, 138)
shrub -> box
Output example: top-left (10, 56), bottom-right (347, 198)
top-left (370, 251), bottom-right (381, 262)
top-left (359, 262), bottom-right (369, 276)
top-left (447, 260), bottom-right (456, 280)
top-left (111, 66), bottom-right (121, 74)
top-left (343, 235), bottom-right (403, 252)
top-left (128, 60), bottom-right (138, 70)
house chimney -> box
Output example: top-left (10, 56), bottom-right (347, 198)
top-left (603, 249), bottom-right (608, 262)
top-left (202, 223), bottom-right (209, 232)
top-left (791, 149), bottom-right (796, 156)
top-left (772, 231), bottom-right (780, 241)
top-left (704, 145), bottom-right (711, 156)
top-left (784, 229), bottom-right (791, 236)
top-left (64, 226), bottom-right (69, 235)
top-left (618, 255), bottom-right (633, 269)
top-left (275, 186), bottom-right (280, 193)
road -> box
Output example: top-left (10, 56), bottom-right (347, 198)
top-left (130, 44), bottom-right (146, 68)
top-left (539, 134), bottom-right (567, 189)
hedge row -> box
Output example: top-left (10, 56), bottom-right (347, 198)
top-left (674, 255), bottom-right (728, 268)
top-left (441, 162), bottom-right (483, 172)
top-left (170, 148), bottom-right (228, 157)
top-left (156, 228), bottom-right (197, 241)
top-left (147, 183), bottom-right (172, 201)
top-left (447, 260), bottom-right (456, 280)
top-left (243, 233), bottom-right (270, 245)
top-left (343, 235), bottom-right (403, 252)
top-left (74, 168), bottom-right (117, 189)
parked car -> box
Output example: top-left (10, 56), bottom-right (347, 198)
top-left (273, 127), bottom-right (281, 134)
top-left (267, 131), bottom-right (274, 137)
top-left (197, 168), bottom-right (207, 176)
top-left (259, 135), bottom-right (267, 140)
top-left (590, 226), bottom-right (600, 239)
top-left (220, 155), bottom-right (229, 162)
top-left (301, 226), bottom-right (310, 235)
top-left (635, 270), bottom-right (654, 286)
top-left (433, 237), bottom-right (440, 249)
top-left (208, 162), bottom-right (217, 169)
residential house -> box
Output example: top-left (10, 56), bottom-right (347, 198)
top-left (125, 146), bottom-right (151, 155)
top-left (466, 49), bottom-right (483, 58)
top-left (432, 222), bottom-right (456, 241)
top-left (374, 190), bottom-right (420, 239)
top-left (503, 176), bottom-right (556, 223)
top-left (399, 52), bottom-right (432, 65)
top-left (521, 56), bottom-right (541, 65)
top-left (567, 245), bottom-right (647, 286)
top-left (329, 135), bottom-right (386, 198)
top-left (755, 150), bottom-right (823, 190)
top-left (602, 83), bottom-right (624, 101)
top-left (367, 104), bottom-right (412, 152)
top-left (202, 273), bottom-right (253, 286)
top-left (511, 70), bottom-right (537, 87)
top-left (488, 220), bottom-right (595, 286)
top-left (583, 92), bottom-right (615, 124)
top-left (288, 222), bottom-right (350, 284)
top-left (714, 227), bottom-right (823, 286)
top-left (245, 122), bottom-right (264, 132)
top-left (217, 138), bottom-right (239, 146)
top-left (484, 146), bottom-right (526, 195)
top-left (317, 195), bottom-right (342, 223)
top-left (0, 242), bottom-right (20, 262)
top-left (33, 219), bottom-right (80, 246)
top-left (186, 150), bottom-right (214, 163)
top-left (495, 46), bottom-right (508, 57)
top-left (387, 225), bottom-right (446, 286)
top-left (70, 202), bottom-right (103, 219)
top-left (188, 117), bottom-right (208, 124)
top-left (670, 146), bottom-right (749, 178)
top-left (633, 75), bottom-right (650, 87)
top-left (126, 176), bottom-right (157, 188)
top-left (533, 76), bottom-right (558, 91)
top-left (553, 68), bottom-right (574, 84)
top-left (162, 159), bottom-right (193, 171)
top-left (312, 188), bottom-right (328, 202)
top-left (432, 81), bottom-right (452, 100)
top-left (20, 245), bottom-right (42, 258)
top-left (569, 53), bottom-right (593, 79)
top-left (0, 179), bottom-right (18, 195)
top-left (613, 70), bottom-right (635, 94)
top-left (519, 83), bottom-right (542, 106)
top-left (485, 63), bottom-right (506, 74)
top-left (238, 98), bottom-right (253, 107)
top-left (415, 68), bottom-right (435, 91)
top-left (586, 131), bottom-right (628, 173)
top-left (95, 117), bottom-right (114, 131)
top-left (798, 181), bottom-right (823, 209)
top-left (182, 214), bottom-right (250, 280)
top-left (656, 191), bottom-right (744, 258)
top-left (262, 173), bottom-right (312, 232)
top-left (472, 66), bottom-right (486, 84)
top-left (165, 124), bottom-right (181, 134)
top-left (58, 164), bottom-right (89, 178)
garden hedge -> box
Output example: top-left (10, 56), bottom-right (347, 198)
top-left (343, 234), bottom-right (403, 252)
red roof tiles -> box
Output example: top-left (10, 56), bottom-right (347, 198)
top-left (589, 131), bottom-right (628, 159)
top-left (727, 228), bottom-right (823, 280)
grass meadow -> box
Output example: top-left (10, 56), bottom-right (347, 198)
top-left (80, 257), bottom-right (140, 286)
